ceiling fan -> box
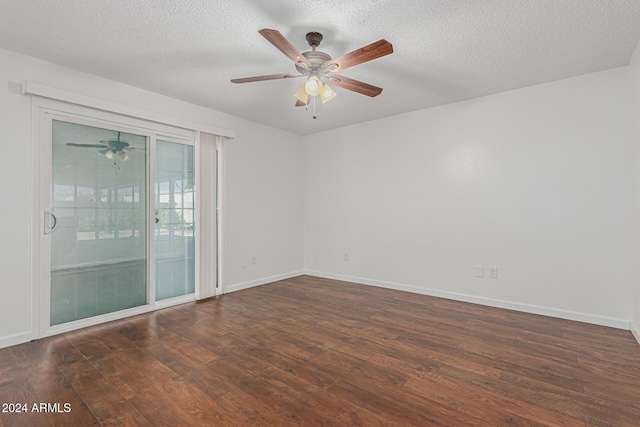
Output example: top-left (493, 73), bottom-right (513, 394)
top-left (66, 132), bottom-right (139, 162)
top-left (231, 29), bottom-right (393, 115)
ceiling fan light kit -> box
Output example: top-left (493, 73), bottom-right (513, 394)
top-left (231, 28), bottom-right (393, 118)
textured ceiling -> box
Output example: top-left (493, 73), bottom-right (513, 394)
top-left (1, 0), bottom-right (640, 135)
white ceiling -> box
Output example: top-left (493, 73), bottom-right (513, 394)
top-left (1, 0), bottom-right (640, 135)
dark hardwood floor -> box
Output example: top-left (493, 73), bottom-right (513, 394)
top-left (1, 275), bottom-right (640, 426)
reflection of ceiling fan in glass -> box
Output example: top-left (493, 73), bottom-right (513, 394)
top-left (66, 132), bottom-right (142, 163)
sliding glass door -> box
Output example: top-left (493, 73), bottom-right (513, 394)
top-left (50, 120), bottom-right (148, 325)
top-left (155, 140), bottom-right (195, 300)
top-left (44, 113), bottom-right (198, 330)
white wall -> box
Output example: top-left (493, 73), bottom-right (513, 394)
top-left (0, 48), bottom-right (304, 348)
top-left (304, 67), bottom-right (634, 328)
top-left (2, 45), bottom-right (636, 349)
top-left (631, 40), bottom-right (640, 343)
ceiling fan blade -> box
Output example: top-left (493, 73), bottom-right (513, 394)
top-left (66, 143), bottom-right (109, 148)
top-left (325, 39), bottom-right (393, 72)
top-left (231, 73), bottom-right (304, 84)
top-left (295, 99), bottom-right (307, 107)
top-left (328, 75), bottom-right (383, 97)
top-left (258, 29), bottom-right (312, 68)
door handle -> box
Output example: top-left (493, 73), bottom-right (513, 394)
top-left (44, 210), bottom-right (58, 234)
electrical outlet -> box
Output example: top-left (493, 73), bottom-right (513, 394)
top-left (251, 256), bottom-right (256, 266)
top-left (241, 257), bottom-right (248, 268)
top-left (489, 266), bottom-right (498, 278)
top-left (475, 265), bottom-right (484, 278)
top-left (344, 252), bottom-right (349, 262)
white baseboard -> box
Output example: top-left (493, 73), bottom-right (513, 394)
top-left (304, 270), bottom-right (630, 330)
top-left (631, 322), bottom-right (640, 346)
top-left (5, 272), bottom-right (634, 348)
top-left (224, 270), bottom-right (305, 294)
top-left (0, 331), bottom-right (34, 350)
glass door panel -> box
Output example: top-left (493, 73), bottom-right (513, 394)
top-left (155, 140), bottom-right (195, 300)
top-left (50, 120), bottom-right (148, 325)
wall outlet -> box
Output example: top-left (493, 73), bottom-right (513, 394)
top-left (475, 265), bottom-right (484, 278)
top-left (241, 257), bottom-right (248, 268)
top-left (344, 252), bottom-right (350, 262)
top-left (251, 256), bottom-right (256, 266)
top-left (489, 266), bottom-right (498, 278)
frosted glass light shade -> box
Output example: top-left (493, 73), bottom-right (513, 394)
top-left (320, 84), bottom-right (336, 103)
top-left (104, 150), bottom-right (115, 160)
top-left (304, 76), bottom-right (322, 96)
top-left (294, 84), bottom-right (309, 104)
top-left (116, 151), bottom-right (129, 161)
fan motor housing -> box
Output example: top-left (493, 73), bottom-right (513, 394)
top-left (296, 50), bottom-right (332, 74)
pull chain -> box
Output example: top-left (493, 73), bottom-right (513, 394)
top-left (313, 96), bottom-right (317, 120)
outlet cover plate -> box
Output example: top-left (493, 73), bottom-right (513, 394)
top-left (489, 266), bottom-right (498, 278)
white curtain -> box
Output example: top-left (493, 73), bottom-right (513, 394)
top-left (196, 132), bottom-right (220, 299)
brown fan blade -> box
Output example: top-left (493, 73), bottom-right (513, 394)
top-left (258, 29), bottom-right (312, 68)
top-left (295, 99), bottom-right (307, 107)
top-left (231, 73), bottom-right (303, 84)
top-left (325, 39), bottom-right (393, 72)
top-left (328, 75), bottom-right (383, 97)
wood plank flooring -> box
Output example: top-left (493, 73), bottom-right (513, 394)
top-left (1, 275), bottom-right (640, 426)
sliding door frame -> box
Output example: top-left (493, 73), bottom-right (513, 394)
top-left (31, 97), bottom-right (208, 339)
